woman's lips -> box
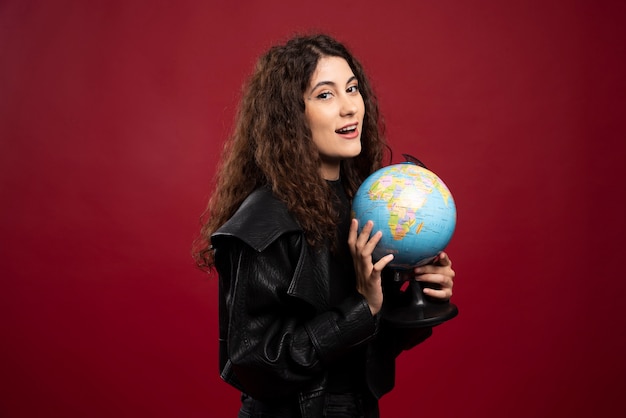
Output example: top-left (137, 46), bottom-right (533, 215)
top-left (336, 127), bottom-right (360, 139)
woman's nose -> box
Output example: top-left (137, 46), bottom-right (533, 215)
top-left (340, 95), bottom-right (358, 116)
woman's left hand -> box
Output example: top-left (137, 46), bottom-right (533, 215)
top-left (413, 252), bottom-right (455, 301)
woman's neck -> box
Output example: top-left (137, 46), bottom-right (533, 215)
top-left (320, 162), bottom-right (340, 181)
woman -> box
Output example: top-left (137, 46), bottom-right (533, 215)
top-left (194, 34), bottom-right (455, 418)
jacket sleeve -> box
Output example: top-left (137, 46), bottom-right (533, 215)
top-left (214, 232), bottom-right (379, 401)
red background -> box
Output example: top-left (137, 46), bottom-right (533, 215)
top-left (2, 1), bottom-right (625, 417)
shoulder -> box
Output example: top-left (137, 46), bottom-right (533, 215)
top-left (211, 187), bottom-right (302, 252)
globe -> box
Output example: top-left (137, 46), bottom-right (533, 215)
top-left (351, 162), bottom-right (456, 270)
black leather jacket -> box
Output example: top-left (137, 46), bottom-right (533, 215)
top-left (211, 187), bottom-right (432, 417)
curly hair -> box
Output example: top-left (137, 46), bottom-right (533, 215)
top-left (193, 33), bottom-right (390, 270)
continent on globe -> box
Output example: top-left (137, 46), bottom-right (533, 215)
top-left (352, 162), bottom-right (456, 269)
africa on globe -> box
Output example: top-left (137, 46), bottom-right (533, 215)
top-left (351, 162), bottom-right (456, 270)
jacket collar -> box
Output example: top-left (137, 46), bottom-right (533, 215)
top-left (213, 187), bottom-right (301, 251)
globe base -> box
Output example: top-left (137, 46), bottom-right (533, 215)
top-left (382, 279), bottom-right (458, 328)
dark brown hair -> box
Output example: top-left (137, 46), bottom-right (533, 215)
top-left (193, 33), bottom-right (389, 270)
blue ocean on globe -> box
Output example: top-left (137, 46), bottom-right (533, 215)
top-left (351, 162), bottom-right (457, 270)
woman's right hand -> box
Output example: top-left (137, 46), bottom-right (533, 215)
top-left (348, 219), bottom-right (394, 315)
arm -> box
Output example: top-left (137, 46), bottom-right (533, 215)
top-left (215, 233), bottom-right (378, 400)
top-left (348, 219), bottom-right (438, 355)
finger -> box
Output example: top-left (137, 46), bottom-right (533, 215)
top-left (356, 220), bottom-right (375, 248)
top-left (415, 272), bottom-right (453, 289)
top-left (348, 219), bottom-right (359, 248)
top-left (355, 230), bottom-right (382, 264)
top-left (435, 252), bottom-right (452, 267)
top-left (363, 230), bottom-right (384, 255)
top-left (360, 220), bottom-right (374, 236)
top-left (423, 286), bottom-right (453, 300)
top-left (372, 253), bottom-right (394, 272)
top-left (414, 264), bottom-right (452, 275)
top-left (414, 261), bottom-right (455, 278)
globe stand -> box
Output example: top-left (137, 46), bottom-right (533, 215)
top-left (382, 271), bottom-right (458, 328)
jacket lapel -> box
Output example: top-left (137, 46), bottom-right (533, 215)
top-left (287, 241), bottom-right (330, 312)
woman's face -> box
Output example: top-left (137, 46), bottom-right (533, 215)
top-left (304, 56), bottom-right (365, 180)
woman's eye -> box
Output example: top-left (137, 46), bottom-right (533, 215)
top-left (347, 85), bottom-right (359, 94)
top-left (316, 91), bottom-right (333, 100)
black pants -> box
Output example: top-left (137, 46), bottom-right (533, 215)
top-left (238, 392), bottom-right (377, 418)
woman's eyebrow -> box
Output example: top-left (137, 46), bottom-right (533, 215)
top-left (310, 80), bottom-right (336, 92)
